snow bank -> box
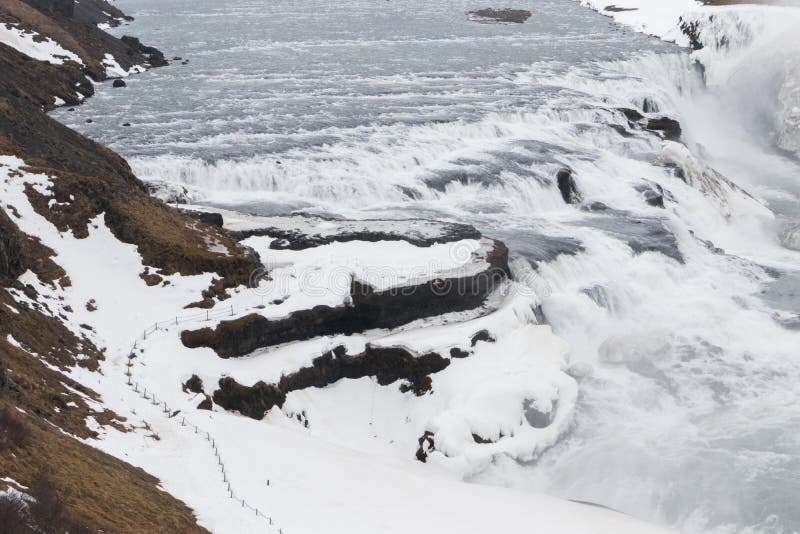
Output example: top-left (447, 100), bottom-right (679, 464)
top-left (102, 52), bottom-right (145, 78)
top-left (579, 0), bottom-right (701, 42)
top-left (243, 234), bottom-right (493, 294)
top-left (0, 23), bottom-right (83, 65)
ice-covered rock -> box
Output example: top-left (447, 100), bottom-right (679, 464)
top-left (144, 180), bottom-right (204, 204)
top-left (658, 141), bottom-right (772, 220)
top-left (781, 223), bottom-right (800, 252)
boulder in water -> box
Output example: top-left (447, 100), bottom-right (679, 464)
top-left (646, 117), bottom-right (682, 141)
top-left (468, 9), bottom-right (532, 23)
top-left (112, 79), bottom-right (126, 88)
top-left (635, 181), bottom-right (667, 208)
top-left (642, 98), bottom-right (660, 113)
top-left (557, 167), bottom-right (583, 204)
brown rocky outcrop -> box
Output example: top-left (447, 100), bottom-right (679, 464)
top-left (212, 345), bottom-right (450, 420)
top-left (213, 378), bottom-right (286, 420)
top-left (230, 218), bottom-right (482, 249)
top-left (182, 374), bottom-right (204, 394)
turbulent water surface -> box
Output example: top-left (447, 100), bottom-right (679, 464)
top-left (54, 1), bottom-right (800, 533)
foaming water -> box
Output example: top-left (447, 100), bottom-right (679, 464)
top-left (52, 0), bottom-right (800, 532)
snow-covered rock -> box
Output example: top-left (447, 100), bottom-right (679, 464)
top-left (101, 52), bottom-right (145, 78)
top-left (144, 179), bottom-right (205, 204)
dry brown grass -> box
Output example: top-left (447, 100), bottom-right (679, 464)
top-left (0, 400), bottom-right (207, 533)
top-left (0, 293), bottom-right (206, 532)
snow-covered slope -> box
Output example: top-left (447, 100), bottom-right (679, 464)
top-left (0, 152), bottom-right (678, 533)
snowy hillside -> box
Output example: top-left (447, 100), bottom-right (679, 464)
top-left (0, 152), bottom-right (678, 532)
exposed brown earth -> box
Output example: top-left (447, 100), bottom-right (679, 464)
top-left (0, 285), bottom-right (208, 531)
top-left (0, 398), bottom-right (206, 533)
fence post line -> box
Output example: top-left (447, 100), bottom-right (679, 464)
top-left (127, 312), bottom-right (276, 529)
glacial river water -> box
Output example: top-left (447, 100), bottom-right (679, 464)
top-left (53, 1), bottom-right (800, 532)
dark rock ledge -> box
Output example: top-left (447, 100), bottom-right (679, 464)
top-left (213, 345), bottom-right (452, 420)
top-left (182, 239), bottom-right (509, 358)
top-left (618, 108), bottom-right (682, 141)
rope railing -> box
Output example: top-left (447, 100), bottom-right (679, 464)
top-left (125, 301), bottom-right (283, 531)
top-left (140, 303), bottom-right (256, 340)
